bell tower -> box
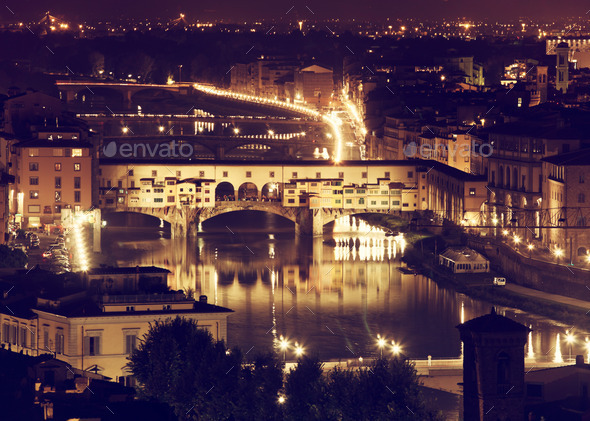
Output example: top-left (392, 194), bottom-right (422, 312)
top-left (555, 42), bottom-right (570, 93)
top-left (457, 308), bottom-right (530, 421)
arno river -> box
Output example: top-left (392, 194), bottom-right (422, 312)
top-left (102, 212), bottom-right (587, 362)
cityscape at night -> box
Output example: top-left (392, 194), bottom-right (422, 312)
top-left (1, 1), bottom-right (590, 420)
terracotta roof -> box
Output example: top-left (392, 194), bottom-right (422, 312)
top-left (457, 308), bottom-right (530, 333)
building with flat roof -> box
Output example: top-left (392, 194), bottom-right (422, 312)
top-left (294, 65), bottom-right (334, 108)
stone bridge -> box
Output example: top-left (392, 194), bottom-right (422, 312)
top-left (102, 202), bottom-right (394, 238)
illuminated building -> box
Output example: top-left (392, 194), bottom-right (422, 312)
top-left (294, 65), bottom-right (334, 108)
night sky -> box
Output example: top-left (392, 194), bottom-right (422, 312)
top-left (2, 0), bottom-right (587, 21)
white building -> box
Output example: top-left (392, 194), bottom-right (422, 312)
top-left (438, 247), bottom-right (490, 273)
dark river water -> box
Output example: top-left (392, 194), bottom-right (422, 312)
top-left (101, 212), bottom-right (588, 362)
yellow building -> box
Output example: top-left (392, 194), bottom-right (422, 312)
top-left (0, 291), bottom-right (232, 383)
top-left (12, 128), bottom-right (93, 228)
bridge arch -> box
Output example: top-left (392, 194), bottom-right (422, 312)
top-left (75, 86), bottom-right (125, 108)
top-left (215, 182), bottom-right (235, 201)
top-left (261, 182), bottom-right (281, 202)
top-left (237, 182), bottom-right (258, 201)
top-left (131, 88), bottom-right (176, 103)
top-left (101, 210), bottom-right (172, 229)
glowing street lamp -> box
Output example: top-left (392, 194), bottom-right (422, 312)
top-left (566, 331), bottom-right (575, 361)
top-left (279, 335), bottom-right (289, 361)
top-left (233, 127), bottom-right (240, 135)
top-left (158, 126), bottom-right (165, 133)
top-left (491, 218), bottom-right (498, 225)
top-left (554, 247), bottom-right (564, 264)
top-left (294, 342), bottom-right (304, 358)
top-left (122, 127), bottom-right (129, 134)
top-left (391, 341), bottom-right (402, 356)
top-left (502, 229), bottom-right (509, 236)
top-left (377, 335), bottom-right (386, 358)
top-left (268, 130), bottom-right (275, 137)
top-left (278, 396), bottom-right (286, 404)
top-left (527, 243), bottom-right (534, 258)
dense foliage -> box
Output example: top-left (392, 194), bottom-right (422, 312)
top-left (128, 317), bottom-right (441, 421)
top-left (0, 245), bottom-right (27, 268)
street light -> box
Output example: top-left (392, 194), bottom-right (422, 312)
top-left (566, 331), bottom-right (575, 362)
top-left (278, 396), bottom-right (286, 404)
top-left (377, 335), bottom-right (386, 358)
top-left (233, 128), bottom-right (240, 135)
top-left (279, 335), bottom-right (289, 361)
top-left (554, 247), bottom-right (564, 264)
top-left (268, 130), bottom-right (275, 137)
top-left (158, 126), bottom-right (165, 133)
top-left (513, 235), bottom-right (520, 245)
top-left (502, 229), bottom-right (509, 236)
top-left (294, 342), bottom-right (304, 358)
top-left (391, 341), bottom-right (402, 356)
top-left (527, 243), bottom-right (534, 258)
top-left (122, 127), bottom-right (129, 134)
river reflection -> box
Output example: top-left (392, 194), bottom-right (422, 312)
top-left (102, 212), bottom-right (588, 361)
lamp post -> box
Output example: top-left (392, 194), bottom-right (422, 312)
top-left (294, 342), bottom-right (304, 358)
top-left (279, 335), bottom-right (289, 362)
top-left (377, 335), bottom-right (386, 358)
top-left (527, 243), bottom-right (534, 259)
top-left (566, 331), bottom-right (575, 362)
top-left (391, 341), bottom-right (402, 357)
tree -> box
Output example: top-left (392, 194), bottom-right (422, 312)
top-left (0, 245), bottom-right (27, 268)
top-left (127, 317), bottom-right (242, 421)
top-left (284, 356), bottom-right (330, 421)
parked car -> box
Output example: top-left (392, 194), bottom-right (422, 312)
top-left (42, 250), bottom-right (53, 258)
top-left (493, 277), bottom-right (506, 286)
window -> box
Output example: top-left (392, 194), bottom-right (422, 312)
top-left (29, 162), bottom-right (39, 171)
top-left (579, 193), bottom-right (586, 203)
top-left (385, 171), bottom-right (390, 178)
top-left (361, 172), bottom-right (367, 178)
top-left (30, 329), bottom-right (35, 349)
top-left (407, 171), bottom-right (414, 178)
top-left (118, 180), bottom-right (122, 188)
top-left (74, 163), bottom-right (81, 171)
top-left (125, 334), bottom-right (137, 354)
top-left (29, 190), bottom-right (39, 199)
top-left (55, 177), bottom-right (61, 189)
top-left (154, 198), bottom-right (163, 203)
top-left (581, 174), bottom-right (585, 184)
top-left (358, 198), bottom-right (365, 204)
top-left (85, 336), bottom-right (101, 356)
top-left (43, 330), bottom-right (49, 349)
top-left (54, 205), bottom-right (61, 213)
top-left (74, 191), bottom-right (81, 202)
top-left (53, 148), bottom-right (63, 157)
top-left (223, 171), bottom-right (228, 177)
top-left (269, 171), bottom-right (275, 178)
top-left (152, 170), bottom-right (157, 177)
top-left (128, 169), bottom-right (134, 176)
top-left (74, 177), bottom-right (81, 189)
top-left (292, 172), bottom-right (298, 178)
top-left (72, 149), bottom-right (83, 157)
top-left (316, 172), bottom-right (321, 178)
top-left (199, 171), bottom-right (205, 177)
top-left (288, 198), bottom-right (295, 204)
top-left (28, 148), bottom-right (39, 157)
top-left (55, 191), bottom-right (61, 202)
top-left (20, 327), bottom-right (27, 348)
top-left (167, 196), bottom-right (175, 202)
top-left (54, 163), bottom-right (62, 171)
top-left (28, 205), bottom-right (41, 213)
top-left (246, 171), bottom-right (252, 178)
top-left (55, 331), bottom-right (64, 354)
top-left (29, 177), bottom-right (38, 185)
top-left (469, 188), bottom-right (476, 196)
top-left (339, 172), bottom-right (344, 178)
top-left (346, 199), bottom-right (352, 204)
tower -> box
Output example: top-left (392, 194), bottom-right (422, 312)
top-left (457, 308), bottom-right (530, 421)
top-left (555, 42), bottom-right (570, 93)
top-left (536, 66), bottom-right (548, 104)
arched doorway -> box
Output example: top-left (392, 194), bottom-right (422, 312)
top-left (261, 182), bottom-right (281, 202)
top-left (577, 246), bottom-right (588, 257)
top-left (238, 183), bottom-right (258, 201)
top-left (215, 182), bottom-right (235, 201)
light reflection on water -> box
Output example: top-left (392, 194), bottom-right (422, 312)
top-left (102, 212), bottom-right (586, 361)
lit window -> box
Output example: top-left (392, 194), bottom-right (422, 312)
top-left (71, 149), bottom-right (83, 157)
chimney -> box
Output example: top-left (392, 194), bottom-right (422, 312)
top-left (576, 355), bottom-right (585, 366)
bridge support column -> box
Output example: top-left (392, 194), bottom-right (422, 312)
top-left (296, 209), bottom-right (324, 237)
top-left (170, 211), bottom-right (186, 239)
top-left (123, 90), bottom-right (132, 109)
top-left (216, 146), bottom-right (225, 160)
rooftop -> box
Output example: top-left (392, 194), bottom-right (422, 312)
top-left (457, 308), bottom-right (531, 334)
top-left (541, 148), bottom-right (590, 166)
